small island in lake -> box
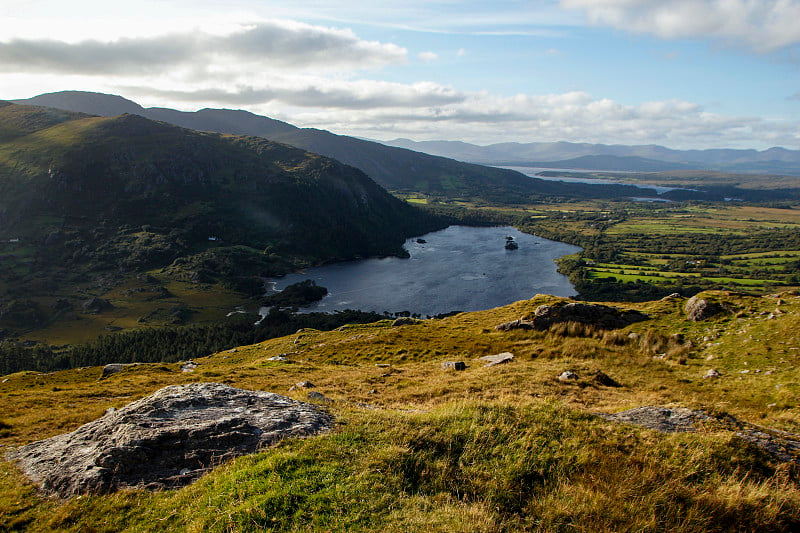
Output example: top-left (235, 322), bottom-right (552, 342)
top-left (504, 236), bottom-right (518, 250)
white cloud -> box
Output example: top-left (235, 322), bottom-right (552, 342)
top-left (280, 90), bottom-right (799, 149)
top-left (123, 79), bottom-right (465, 110)
top-left (418, 51), bottom-right (438, 62)
top-left (0, 19), bottom-right (407, 75)
top-left (561, 0), bottom-right (800, 52)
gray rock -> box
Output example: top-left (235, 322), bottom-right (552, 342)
top-left (479, 352), bottom-right (514, 368)
top-left (685, 296), bottom-right (725, 322)
top-left (392, 317), bottom-right (417, 327)
top-left (289, 380), bottom-right (315, 392)
top-left (101, 363), bottom-right (140, 378)
top-left (441, 361), bottom-right (466, 371)
top-left (599, 406), bottom-right (708, 432)
top-left (180, 361), bottom-right (198, 373)
top-left (704, 369), bottom-right (722, 379)
top-left (307, 390), bottom-right (332, 403)
top-left (5, 383), bottom-right (333, 497)
top-left (558, 371), bottom-right (579, 381)
top-left (661, 293), bottom-right (683, 300)
top-left (496, 302), bottom-right (648, 332)
top-left (601, 406), bottom-right (800, 464)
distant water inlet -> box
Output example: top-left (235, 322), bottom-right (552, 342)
top-left (263, 226), bottom-right (581, 317)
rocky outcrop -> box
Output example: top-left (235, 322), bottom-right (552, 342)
top-left (685, 296), bottom-right (725, 321)
top-left (479, 352), bottom-right (514, 367)
top-left (6, 383), bottom-right (333, 498)
top-left (599, 406), bottom-right (709, 433)
top-left (599, 406), bottom-right (800, 464)
top-left (495, 302), bottom-right (648, 331)
top-left (101, 363), bottom-right (140, 378)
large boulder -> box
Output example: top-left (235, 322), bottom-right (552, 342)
top-left (6, 383), bottom-right (334, 497)
top-left (496, 302), bottom-right (648, 331)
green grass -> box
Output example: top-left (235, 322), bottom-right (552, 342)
top-left (3, 291), bottom-right (800, 531)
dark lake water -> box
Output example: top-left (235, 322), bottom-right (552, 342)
top-left (263, 226), bottom-right (581, 317)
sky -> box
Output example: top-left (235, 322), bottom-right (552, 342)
top-left (2, 0), bottom-right (800, 150)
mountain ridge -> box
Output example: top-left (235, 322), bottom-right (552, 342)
top-left (385, 137), bottom-right (800, 175)
top-left (13, 91), bottom-right (686, 202)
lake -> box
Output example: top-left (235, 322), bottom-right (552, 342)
top-left (500, 166), bottom-right (693, 195)
top-left (263, 226), bottom-right (581, 317)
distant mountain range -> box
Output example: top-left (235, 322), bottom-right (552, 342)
top-left (384, 138), bottom-right (800, 176)
top-left (15, 91), bottom-right (799, 201)
top-left (16, 91), bottom-right (712, 202)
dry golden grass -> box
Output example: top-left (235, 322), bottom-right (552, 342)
top-left (3, 290), bottom-right (800, 531)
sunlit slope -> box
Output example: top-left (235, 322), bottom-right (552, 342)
top-left (2, 290), bottom-right (800, 531)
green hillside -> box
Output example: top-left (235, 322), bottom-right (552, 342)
top-left (16, 92), bottom-right (679, 204)
top-left (0, 103), bottom-right (443, 340)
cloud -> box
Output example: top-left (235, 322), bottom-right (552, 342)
top-left (0, 19), bottom-right (407, 75)
top-left (280, 89), bottom-right (799, 149)
top-left (561, 0), bottom-right (800, 52)
top-left (123, 79), bottom-right (465, 110)
top-left (418, 51), bottom-right (438, 62)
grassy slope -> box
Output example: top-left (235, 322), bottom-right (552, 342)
top-left (3, 290), bottom-right (800, 531)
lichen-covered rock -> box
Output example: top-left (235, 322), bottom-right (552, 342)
top-left (5, 383), bottom-right (333, 498)
top-left (496, 302), bottom-right (648, 332)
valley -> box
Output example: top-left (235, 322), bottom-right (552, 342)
top-left (0, 96), bottom-right (799, 533)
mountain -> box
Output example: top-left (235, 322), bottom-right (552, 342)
top-left (0, 102), bottom-right (445, 334)
top-left (0, 102), bottom-right (436, 258)
top-left (14, 91), bottom-right (650, 202)
top-left (385, 138), bottom-right (800, 175)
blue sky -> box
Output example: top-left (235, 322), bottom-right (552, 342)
top-left (1, 0), bottom-right (799, 149)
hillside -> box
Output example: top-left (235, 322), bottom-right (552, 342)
top-left (0, 103), bottom-right (442, 338)
top-left (15, 91), bottom-right (667, 203)
top-left (2, 290), bottom-right (800, 531)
